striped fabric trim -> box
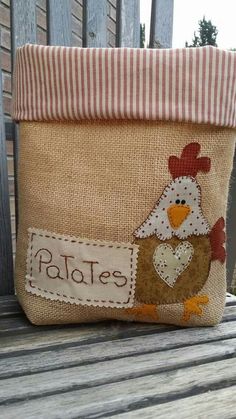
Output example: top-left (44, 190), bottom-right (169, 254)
top-left (12, 44), bottom-right (236, 127)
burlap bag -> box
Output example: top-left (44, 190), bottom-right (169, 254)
top-left (13, 45), bottom-right (236, 326)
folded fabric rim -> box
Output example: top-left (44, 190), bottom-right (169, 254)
top-left (12, 44), bottom-right (236, 128)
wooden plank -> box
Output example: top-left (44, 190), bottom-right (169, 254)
top-left (37, 26), bottom-right (47, 45)
top-left (149, 0), bottom-right (174, 48)
top-left (226, 292), bottom-right (236, 305)
top-left (0, 3), bottom-right (10, 28)
top-left (222, 304), bottom-right (236, 321)
top-left (0, 314), bottom-right (172, 338)
top-left (0, 303), bottom-right (22, 318)
top-left (0, 338), bottom-right (236, 384)
top-left (227, 149), bottom-right (236, 291)
top-left (0, 60), bottom-right (13, 295)
top-left (1, 338), bottom-right (236, 403)
top-left (7, 156), bottom-right (14, 176)
top-left (1, 49), bottom-right (11, 73)
top-left (72, 32), bottom-right (82, 47)
top-left (71, 15), bottom-right (83, 37)
top-left (0, 316), bottom-right (39, 334)
top-left (108, 1), bottom-right (116, 22)
top-left (116, 0), bottom-right (140, 47)
top-left (1, 358), bottom-right (236, 418)
top-left (0, 295), bottom-right (17, 304)
top-left (46, 0), bottom-right (72, 46)
top-left (0, 323), bottom-right (173, 356)
top-left (37, 0), bottom-right (46, 11)
top-left (1, 0), bottom-right (10, 7)
top-left (5, 121), bottom-right (14, 141)
top-left (115, 385), bottom-right (236, 419)
top-left (11, 0), bottom-right (37, 232)
top-left (1, 28), bottom-right (11, 51)
top-left (0, 321), bottom-right (236, 365)
top-left (0, 301), bottom-right (235, 342)
top-left (71, 0), bottom-right (83, 21)
top-left (11, 0), bottom-right (37, 48)
top-left (36, 5), bottom-right (46, 30)
top-left (83, 0), bottom-right (107, 47)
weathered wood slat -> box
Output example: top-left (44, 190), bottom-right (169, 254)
top-left (0, 59), bottom-right (13, 295)
top-left (46, 0), bottom-right (72, 46)
top-left (0, 303), bottom-right (22, 318)
top-left (149, 0), bottom-right (174, 48)
top-left (83, 0), bottom-right (107, 47)
top-left (0, 316), bottom-right (42, 334)
top-left (1, 303), bottom-right (235, 336)
top-left (0, 295), bottom-right (17, 304)
top-left (115, 385), bottom-right (236, 419)
top-left (226, 292), bottom-right (236, 305)
top-left (116, 0), bottom-right (140, 47)
top-left (0, 321), bottom-right (174, 353)
top-left (5, 121), bottom-right (14, 141)
top-left (227, 149), bottom-right (236, 291)
top-left (1, 338), bottom-right (236, 403)
top-left (1, 358), bottom-right (236, 418)
top-left (222, 304), bottom-right (236, 321)
top-left (1, 336), bottom-right (236, 396)
top-left (11, 0), bottom-right (37, 231)
top-left (1, 319), bottom-right (236, 379)
top-left (11, 0), bottom-right (37, 48)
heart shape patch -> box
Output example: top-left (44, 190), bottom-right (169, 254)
top-left (153, 241), bottom-right (194, 288)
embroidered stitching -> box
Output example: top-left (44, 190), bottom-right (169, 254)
top-left (132, 142), bottom-right (216, 310)
top-left (134, 143), bottom-right (212, 241)
top-left (209, 217), bottom-right (226, 264)
top-left (27, 228), bottom-right (138, 307)
top-left (134, 176), bottom-right (210, 240)
top-left (168, 142), bottom-right (211, 179)
top-left (153, 241), bottom-right (194, 287)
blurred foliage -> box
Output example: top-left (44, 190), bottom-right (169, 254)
top-left (140, 23), bottom-right (145, 48)
top-left (186, 16), bottom-right (218, 47)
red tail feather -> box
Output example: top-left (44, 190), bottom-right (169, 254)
top-left (169, 142), bottom-right (211, 179)
top-left (209, 217), bottom-right (226, 264)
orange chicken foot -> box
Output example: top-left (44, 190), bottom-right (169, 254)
top-left (182, 295), bottom-right (209, 322)
top-left (126, 304), bottom-right (158, 322)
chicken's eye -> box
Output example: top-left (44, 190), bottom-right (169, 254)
top-left (181, 199), bottom-right (186, 205)
top-left (175, 199), bottom-right (180, 204)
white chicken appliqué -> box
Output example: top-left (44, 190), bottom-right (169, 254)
top-left (134, 176), bottom-right (210, 240)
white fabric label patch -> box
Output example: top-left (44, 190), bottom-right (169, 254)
top-left (26, 228), bottom-right (138, 308)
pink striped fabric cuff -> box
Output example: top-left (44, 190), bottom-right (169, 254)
top-left (13, 44), bottom-right (236, 127)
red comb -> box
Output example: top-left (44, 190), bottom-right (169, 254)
top-left (168, 142), bottom-right (211, 179)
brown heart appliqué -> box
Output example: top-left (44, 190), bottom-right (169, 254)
top-left (153, 241), bottom-right (194, 288)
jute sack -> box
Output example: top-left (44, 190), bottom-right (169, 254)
top-left (13, 45), bottom-right (236, 326)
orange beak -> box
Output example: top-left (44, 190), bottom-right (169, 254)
top-left (167, 204), bottom-right (191, 229)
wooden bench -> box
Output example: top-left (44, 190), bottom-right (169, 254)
top-left (0, 293), bottom-right (236, 417)
top-left (1, 1), bottom-right (236, 417)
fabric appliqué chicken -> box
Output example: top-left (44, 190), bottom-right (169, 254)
top-left (127, 142), bottom-right (226, 323)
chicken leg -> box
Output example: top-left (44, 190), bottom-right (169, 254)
top-left (126, 304), bottom-right (158, 322)
top-left (182, 295), bottom-right (209, 322)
